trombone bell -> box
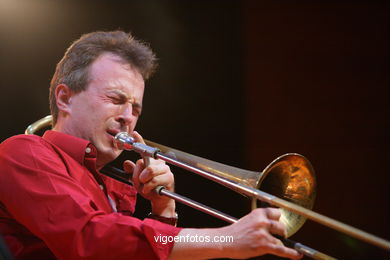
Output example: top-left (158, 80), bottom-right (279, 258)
top-left (254, 153), bottom-right (316, 237)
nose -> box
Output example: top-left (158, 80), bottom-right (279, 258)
top-left (115, 103), bottom-right (134, 127)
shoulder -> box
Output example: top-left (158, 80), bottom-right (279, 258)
top-left (0, 134), bottom-right (60, 165)
top-left (1, 134), bottom-right (49, 152)
top-left (2, 134), bottom-right (43, 145)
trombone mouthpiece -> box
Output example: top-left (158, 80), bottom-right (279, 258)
top-left (114, 132), bottom-right (160, 158)
top-left (114, 132), bottom-right (135, 150)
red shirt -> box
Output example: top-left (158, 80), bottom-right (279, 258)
top-left (0, 130), bottom-right (181, 260)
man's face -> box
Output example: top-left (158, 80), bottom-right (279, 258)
top-left (64, 53), bottom-right (145, 167)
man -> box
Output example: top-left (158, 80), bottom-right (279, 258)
top-left (0, 31), bottom-right (301, 259)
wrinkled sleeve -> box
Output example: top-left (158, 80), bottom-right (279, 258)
top-left (0, 136), bottom-right (182, 260)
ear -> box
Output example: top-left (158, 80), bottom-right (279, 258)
top-left (55, 84), bottom-right (73, 114)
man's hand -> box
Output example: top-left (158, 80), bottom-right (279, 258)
top-left (170, 208), bottom-right (302, 260)
top-left (219, 208), bottom-right (302, 259)
top-left (123, 131), bottom-right (176, 217)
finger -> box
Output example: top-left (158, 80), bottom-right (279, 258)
top-left (132, 159), bottom-right (144, 190)
top-left (139, 163), bottom-right (170, 184)
top-left (264, 207), bottom-right (282, 220)
top-left (268, 220), bottom-right (287, 237)
top-left (123, 160), bottom-right (135, 178)
top-left (141, 174), bottom-right (171, 195)
top-left (131, 131), bottom-right (151, 166)
top-left (265, 243), bottom-right (303, 260)
top-left (132, 131), bottom-right (145, 144)
top-left (142, 177), bottom-right (159, 195)
top-left (123, 160), bottom-right (135, 185)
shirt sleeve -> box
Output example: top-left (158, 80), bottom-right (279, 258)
top-left (0, 135), bottom-right (182, 260)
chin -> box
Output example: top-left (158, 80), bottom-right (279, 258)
top-left (96, 145), bottom-right (121, 165)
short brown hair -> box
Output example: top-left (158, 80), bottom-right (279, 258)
top-left (49, 30), bottom-right (157, 124)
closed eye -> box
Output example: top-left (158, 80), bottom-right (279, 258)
top-left (106, 90), bottom-right (142, 116)
top-left (110, 96), bottom-right (126, 104)
top-left (108, 95), bottom-right (142, 116)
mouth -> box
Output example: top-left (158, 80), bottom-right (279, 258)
top-left (105, 130), bottom-right (120, 151)
top-left (107, 129), bottom-right (120, 137)
top-left (106, 130), bottom-right (120, 147)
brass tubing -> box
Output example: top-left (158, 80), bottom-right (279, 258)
top-left (156, 152), bottom-right (390, 251)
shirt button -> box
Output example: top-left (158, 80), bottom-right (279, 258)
top-left (85, 147), bottom-right (92, 154)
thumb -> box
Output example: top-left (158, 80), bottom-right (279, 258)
top-left (123, 160), bottom-right (136, 178)
top-left (131, 131), bottom-right (145, 144)
top-left (128, 159), bottom-right (144, 191)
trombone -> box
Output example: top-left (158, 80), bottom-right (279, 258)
top-left (26, 115), bottom-right (390, 259)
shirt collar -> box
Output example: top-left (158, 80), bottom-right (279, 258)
top-left (43, 130), bottom-right (97, 165)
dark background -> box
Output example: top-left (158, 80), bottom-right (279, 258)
top-left (0, 1), bottom-right (389, 259)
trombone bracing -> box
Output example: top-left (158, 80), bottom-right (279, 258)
top-left (25, 115), bottom-right (390, 259)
